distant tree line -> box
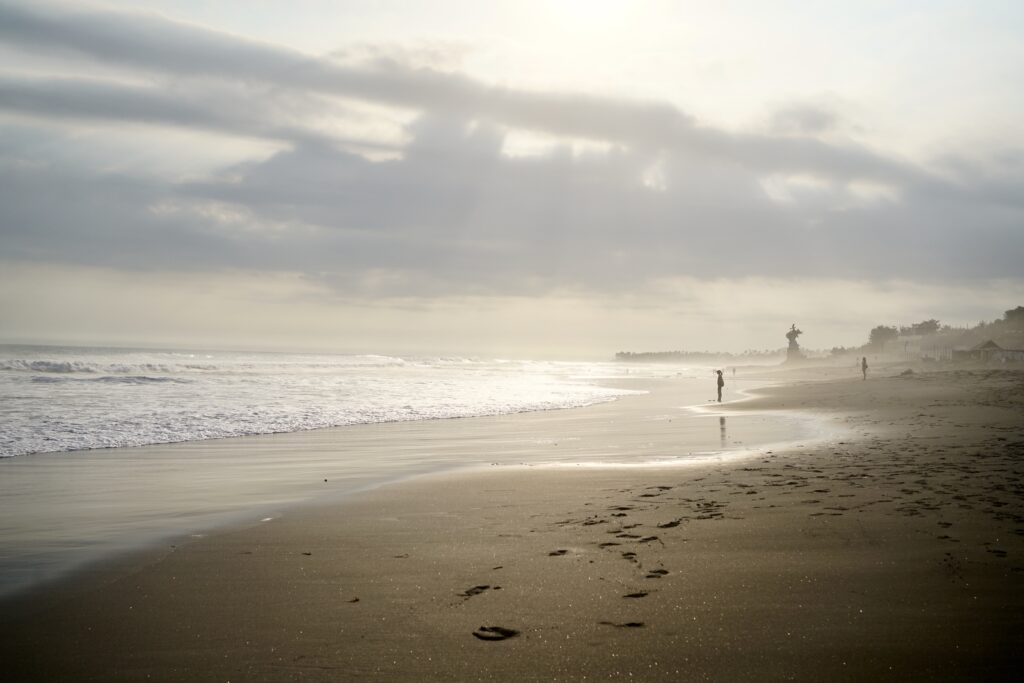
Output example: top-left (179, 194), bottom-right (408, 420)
top-left (863, 306), bottom-right (1024, 352)
top-left (616, 306), bottom-right (1024, 361)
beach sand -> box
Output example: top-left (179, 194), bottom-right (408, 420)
top-left (2, 365), bottom-right (1022, 681)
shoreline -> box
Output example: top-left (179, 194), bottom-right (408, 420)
top-left (3, 366), bottom-right (1022, 680)
top-left (0, 373), bottom-right (811, 603)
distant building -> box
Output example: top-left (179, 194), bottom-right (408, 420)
top-left (885, 334), bottom-right (922, 358)
top-left (953, 340), bottom-right (1024, 363)
top-left (883, 334), bottom-right (954, 361)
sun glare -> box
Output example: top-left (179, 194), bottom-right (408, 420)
top-left (546, 0), bottom-right (632, 33)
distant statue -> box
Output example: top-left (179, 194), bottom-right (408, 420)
top-left (785, 323), bottom-right (804, 362)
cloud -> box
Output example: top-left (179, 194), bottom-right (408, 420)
top-left (4, 260), bottom-right (1022, 355)
top-left (0, 1), bottom-right (936, 186)
top-left (769, 103), bottom-right (839, 136)
top-left (0, 73), bottom-right (351, 147)
top-left (328, 39), bottom-right (474, 72)
top-left (0, 0), bottom-right (1021, 346)
top-left (3, 113), bottom-right (1019, 298)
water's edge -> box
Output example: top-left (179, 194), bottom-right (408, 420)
top-left (0, 375), bottom-right (827, 607)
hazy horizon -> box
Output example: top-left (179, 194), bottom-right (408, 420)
top-left (2, 1), bottom-right (1022, 357)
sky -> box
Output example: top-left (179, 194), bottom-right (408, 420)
top-left (1, 0), bottom-right (1022, 358)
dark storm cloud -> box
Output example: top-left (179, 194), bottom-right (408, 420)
top-left (0, 1), bottom-right (1021, 297)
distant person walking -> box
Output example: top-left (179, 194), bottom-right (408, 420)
top-left (716, 369), bottom-right (725, 402)
top-left (861, 356), bottom-right (868, 380)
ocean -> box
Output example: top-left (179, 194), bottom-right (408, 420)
top-left (0, 344), bottom-right (646, 459)
top-left (0, 344), bottom-right (817, 600)
top-left (0, 344), bottom-right (664, 596)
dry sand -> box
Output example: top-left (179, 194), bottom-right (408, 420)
top-left (2, 365), bottom-right (1022, 681)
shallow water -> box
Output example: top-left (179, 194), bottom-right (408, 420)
top-left (0, 354), bottom-right (818, 600)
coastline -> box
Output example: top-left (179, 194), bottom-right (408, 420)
top-left (0, 373), bottom-right (811, 602)
top-left (3, 365), bottom-right (1022, 680)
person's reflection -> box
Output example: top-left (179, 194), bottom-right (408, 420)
top-left (719, 416), bottom-right (727, 448)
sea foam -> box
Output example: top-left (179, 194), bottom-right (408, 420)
top-left (0, 345), bottom-right (648, 458)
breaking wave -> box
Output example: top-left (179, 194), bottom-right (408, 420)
top-left (0, 346), bottom-right (644, 458)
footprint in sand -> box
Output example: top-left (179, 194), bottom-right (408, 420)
top-left (459, 585), bottom-right (492, 599)
top-left (473, 626), bottom-right (520, 641)
top-left (599, 621), bottom-right (645, 628)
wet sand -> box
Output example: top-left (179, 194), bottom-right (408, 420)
top-left (0, 374), bottom-right (806, 600)
top-left (2, 365), bottom-right (1022, 681)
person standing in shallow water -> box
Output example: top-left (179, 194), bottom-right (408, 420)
top-left (716, 369), bottom-right (725, 402)
top-left (861, 356), bottom-right (868, 380)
